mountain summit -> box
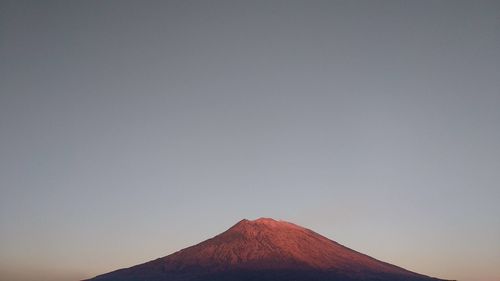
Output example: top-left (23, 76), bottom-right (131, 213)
top-left (87, 218), bottom-right (449, 281)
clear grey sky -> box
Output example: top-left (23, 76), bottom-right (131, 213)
top-left (1, 1), bottom-right (499, 281)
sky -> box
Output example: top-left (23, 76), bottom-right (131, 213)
top-left (0, 1), bottom-right (499, 281)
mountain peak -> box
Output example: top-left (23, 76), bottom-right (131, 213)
top-left (236, 217), bottom-right (281, 225)
top-left (253, 217), bottom-right (276, 223)
top-left (233, 217), bottom-right (302, 229)
top-left (227, 218), bottom-right (304, 239)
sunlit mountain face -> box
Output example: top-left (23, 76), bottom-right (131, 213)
top-left (86, 218), bottom-right (451, 281)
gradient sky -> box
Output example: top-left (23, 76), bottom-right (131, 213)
top-left (1, 1), bottom-right (499, 281)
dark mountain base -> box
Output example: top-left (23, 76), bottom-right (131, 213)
top-left (91, 268), bottom-right (445, 281)
top-left (197, 270), bottom-right (445, 281)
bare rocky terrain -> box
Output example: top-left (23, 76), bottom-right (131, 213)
top-left (86, 218), bottom-right (450, 281)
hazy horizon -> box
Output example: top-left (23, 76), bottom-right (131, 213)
top-left (1, 1), bottom-right (499, 281)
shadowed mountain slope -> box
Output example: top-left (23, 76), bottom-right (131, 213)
top-left (87, 218), bottom-right (450, 281)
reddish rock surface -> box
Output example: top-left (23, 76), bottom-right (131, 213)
top-left (87, 218), bottom-right (450, 281)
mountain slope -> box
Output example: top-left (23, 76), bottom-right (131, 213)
top-left (87, 218), bottom-right (449, 281)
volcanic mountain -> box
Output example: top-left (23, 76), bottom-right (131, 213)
top-left (87, 218), bottom-right (449, 281)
